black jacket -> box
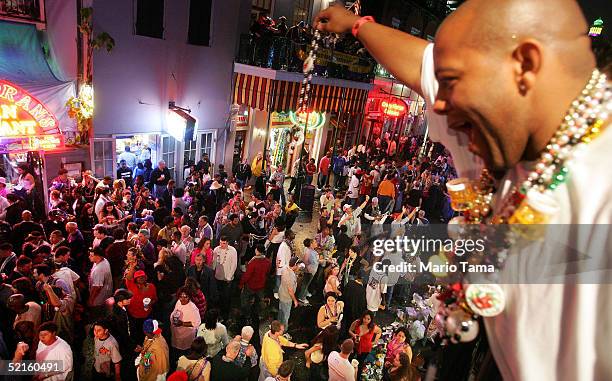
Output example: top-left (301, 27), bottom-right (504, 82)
top-left (108, 304), bottom-right (138, 354)
top-left (186, 265), bottom-right (218, 305)
top-left (150, 167), bottom-right (172, 187)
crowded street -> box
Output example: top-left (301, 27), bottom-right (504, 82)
top-left (0, 1), bottom-right (610, 381)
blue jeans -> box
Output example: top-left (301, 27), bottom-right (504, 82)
top-left (278, 300), bottom-right (292, 328)
top-left (298, 272), bottom-right (314, 300)
top-left (274, 275), bottom-right (281, 293)
top-left (318, 174), bottom-right (328, 188)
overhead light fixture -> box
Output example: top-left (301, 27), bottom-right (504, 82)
top-left (167, 101), bottom-right (196, 141)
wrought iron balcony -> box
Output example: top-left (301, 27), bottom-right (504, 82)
top-left (236, 34), bottom-right (376, 83)
top-left (0, 0), bottom-right (46, 28)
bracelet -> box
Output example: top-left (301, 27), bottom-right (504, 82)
top-left (352, 16), bottom-right (375, 39)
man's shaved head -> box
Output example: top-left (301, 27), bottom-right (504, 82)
top-left (443, 0), bottom-right (593, 74)
top-left (432, 0), bottom-right (596, 171)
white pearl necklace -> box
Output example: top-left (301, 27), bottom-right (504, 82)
top-left (521, 69), bottom-right (611, 194)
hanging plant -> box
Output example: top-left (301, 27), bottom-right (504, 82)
top-left (66, 7), bottom-right (115, 145)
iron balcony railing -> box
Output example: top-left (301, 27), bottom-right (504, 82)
top-left (236, 34), bottom-right (376, 83)
top-left (0, 0), bottom-right (46, 27)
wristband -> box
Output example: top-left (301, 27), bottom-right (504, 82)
top-left (352, 16), bottom-right (375, 39)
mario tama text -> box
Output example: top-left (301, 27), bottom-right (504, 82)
top-left (372, 236), bottom-right (485, 257)
top-left (372, 260), bottom-right (495, 275)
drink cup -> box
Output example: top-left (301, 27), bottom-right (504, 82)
top-left (446, 178), bottom-right (475, 212)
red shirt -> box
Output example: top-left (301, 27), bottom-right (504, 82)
top-left (125, 278), bottom-right (158, 319)
top-left (239, 256), bottom-right (272, 291)
top-left (355, 323), bottom-right (378, 354)
top-left (319, 156), bottom-right (331, 176)
top-left (306, 163), bottom-right (317, 176)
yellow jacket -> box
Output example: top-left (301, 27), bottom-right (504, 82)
top-left (251, 157), bottom-right (264, 177)
top-left (261, 331), bottom-right (289, 376)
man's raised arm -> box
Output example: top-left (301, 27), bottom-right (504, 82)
top-left (314, 4), bottom-right (429, 96)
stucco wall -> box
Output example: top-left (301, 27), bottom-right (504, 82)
top-left (91, 0), bottom-right (243, 166)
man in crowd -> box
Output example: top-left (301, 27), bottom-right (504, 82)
top-left (209, 340), bottom-right (252, 381)
top-left (239, 244), bottom-right (271, 312)
top-left (92, 320), bottom-right (122, 381)
top-left (328, 339), bottom-right (357, 381)
top-left (108, 288), bottom-right (141, 381)
top-left (88, 247), bottom-right (113, 315)
top-left (150, 160), bottom-right (172, 199)
top-left (213, 236), bottom-right (238, 320)
top-left (117, 160), bottom-right (133, 188)
top-left (278, 257), bottom-right (300, 328)
top-left (118, 146), bottom-right (138, 171)
top-left (138, 319), bottom-right (169, 381)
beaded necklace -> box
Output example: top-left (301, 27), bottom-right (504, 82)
top-left (437, 70), bottom-right (611, 344)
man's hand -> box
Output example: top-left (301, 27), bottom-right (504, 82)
top-left (134, 345), bottom-right (143, 353)
top-left (314, 4), bottom-right (359, 34)
top-left (295, 343), bottom-right (309, 350)
top-left (13, 342), bottom-right (29, 360)
top-left (293, 299), bottom-right (299, 308)
top-left (246, 345), bottom-right (255, 357)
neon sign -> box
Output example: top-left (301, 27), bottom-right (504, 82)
top-left (0, 80), bottom-right (63, 152)
top-left (380, 98), bottom-right (407, 118)
top-left (589, 19), bottom-right (604, 37)
top-left (289, 110), bottom-right (326, 130)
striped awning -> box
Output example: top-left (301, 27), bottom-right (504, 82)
top-left (233, 73), bottom-right (369, 114)
top-left (232, 73), bottom-right (273, 111)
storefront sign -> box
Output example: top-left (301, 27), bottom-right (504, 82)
top-left (380, 98), bottom-right (407, 118)
top-left (272, 111), bottom-right (326, 130)
top-left (289, 110), bottom-right (326, 130)
top-left (0, 79), bottom-right (63, 152)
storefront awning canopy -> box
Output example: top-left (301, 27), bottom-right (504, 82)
top-left (0, 21), bottom-right (76, 151)
top-left (233, 73), bottom-right (369, 115)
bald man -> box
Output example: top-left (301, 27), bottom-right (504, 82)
top-left (317, 2), bottom-right (611, 381)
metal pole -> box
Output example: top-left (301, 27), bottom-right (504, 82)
top-left (262, 81), bottom-right (277, 173)
top-left (294, 109), bottom-right (310, 203)
top-left (329, 87), bottom-right (346, 187)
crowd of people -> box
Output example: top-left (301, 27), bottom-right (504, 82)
top-left (244, 14), bottom-right (374, 81)
top-left (0, 126), bottom-right (456, 381)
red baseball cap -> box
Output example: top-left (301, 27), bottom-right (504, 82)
top-left (134, 270), bottom-right (147, 279)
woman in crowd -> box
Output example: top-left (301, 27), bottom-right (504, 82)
top-left (384, 352), bottom-right (417, 381)
top-left (171, 287), bottom-right (202, 367)
top-left (123, 246), bottom-right (146, 280)
top-left (384, 327), bottom-right (413, 367)
top-left (305, 325), bottom-right (339, 381)
top-left (349, 311), bottom-right (382, 378)
top-left (184, 277), bottom-right (207, 320)
top-left (316, 292), bottom-right (344, 330)
top-left (197, 309), bottom-right (229, 358)
top-left (323, 264), bottom-right (341, 297)
top-left (177, 336), bottom-right (211, 381)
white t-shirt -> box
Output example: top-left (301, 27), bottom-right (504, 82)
top-left (171, 300), bottom-right (201, 350)
top-left (348, 175), bottom-right (360, 199)
top-left (365, 273), bottom-right (388, 312)
top-left (89, 258), bottom-right (113, 306)
top-left (421, 42), bottom-right (612, 380)
top-left (276, 241), bottom-right (292, 276)
top-left (327, 351), bottom-right (355, 381)
top-left (36, 337), bottom-right (73, 381)
top-left (54, 267), bottom-right (80, 300)
top-left (482, 125), bottom-right (612, 381)
top-left (94, 334), bottom-right (122, 376)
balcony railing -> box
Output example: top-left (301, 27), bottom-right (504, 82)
top-left (0, 0), bottom-right (46, 27)
top-left (236, 34), bottom-right (376, 83)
